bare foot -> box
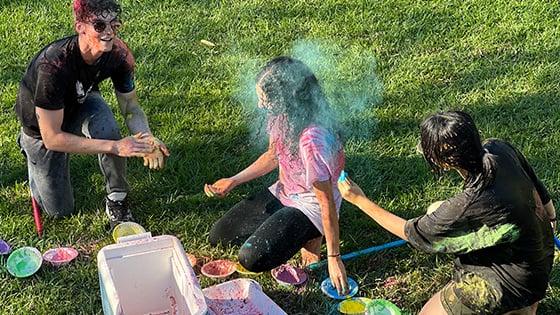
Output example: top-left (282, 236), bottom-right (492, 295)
top-left (301, 236), bottom-right (322, 266)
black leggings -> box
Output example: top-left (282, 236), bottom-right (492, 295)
top-left (209, 189), bottom-right (322, 272)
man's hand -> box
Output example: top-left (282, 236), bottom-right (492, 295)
top-left (112, 133), bottom-right (153, 157)
top-left (327, 256), bottom-right (349, 296)
top-left (204, 178), bottom-right (237, 198)
top-left (139, 134), bottom-right (170, 170)
top-left (337, 177), bottom-right (366, 206)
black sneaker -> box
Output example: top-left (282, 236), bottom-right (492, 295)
top-left (105, 197), bottom-right (134, 230)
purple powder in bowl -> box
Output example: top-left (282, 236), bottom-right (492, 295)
top-left (0, 240), bottom-right (11, 255)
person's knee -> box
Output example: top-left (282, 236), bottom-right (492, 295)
top-left (238, 242), bottom-right (273, 272)
top-left (87, 120), bottom-right (121, 141)
top-left (238, 244), bottom-right (261, 272)
top-left (419, 291), bottom-right (447, 315)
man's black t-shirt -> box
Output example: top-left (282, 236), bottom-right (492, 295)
top-left (405, 139), bottom-right (554, 312)
top-left (15, 35), bottom-right (135, 138)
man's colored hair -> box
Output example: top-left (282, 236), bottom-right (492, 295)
top-left (73, 0), bottom-right (121, 21)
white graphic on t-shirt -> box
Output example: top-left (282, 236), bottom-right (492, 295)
top-left (76, 80), bottom-right (93, 104)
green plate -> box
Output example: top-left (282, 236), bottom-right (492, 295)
top-left (366, 299), bottom-right (401, 315)
top-left (7, 247), bottom-right (42, 278)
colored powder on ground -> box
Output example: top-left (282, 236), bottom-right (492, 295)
top-left (433, 224), bottom-right (519, 254)
top-left (339, 300), bottom-right (366, 314)
top-left (455, 273), bottom-right (499, 311)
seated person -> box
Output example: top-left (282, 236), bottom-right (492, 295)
top-left (205, 57), bottom-right (349, 294)
top-left (339, 110), bottom-right (555, 314)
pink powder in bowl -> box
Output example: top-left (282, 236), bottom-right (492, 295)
top-left (271, 264), bottom-right (307, 285)
top-left (201, 260), bottom-right (236, 278)
top-left (42, 247), bottom-right (79, 267)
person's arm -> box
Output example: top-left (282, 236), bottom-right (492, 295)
top-left (506, 141), bottom-right (556, 229)
top-left (116, 90), bottom-right (170, 169)
top-left (205, 142), bottom-right (278, 197)
top-left (338, 178), bottom-right (408, 240)
top-left (314, 180), bottom-right (348, 295)
top-left (116, 89), bottom-right (151, 135)
top-left (36, 107), bottom-right (151, 157)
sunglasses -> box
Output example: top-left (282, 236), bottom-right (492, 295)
top-left (90, 18), bottom-right (122, 33)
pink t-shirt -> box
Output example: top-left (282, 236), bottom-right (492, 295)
top-left (267, 117), bottom-right (345, 234)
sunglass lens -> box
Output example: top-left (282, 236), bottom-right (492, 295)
top-left (93, 20), bottom-right (106, 33)
top-left (111, 21), bottom-right (121, 31)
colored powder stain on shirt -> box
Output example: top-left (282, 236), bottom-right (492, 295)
top-left (267, 122), bottom-right (345, 234)
top-left (433, 224), bottom-right (520, 254)
top-left (455, 273), bottom-right (500, 311)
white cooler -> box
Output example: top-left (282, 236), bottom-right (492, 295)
top-left (97, 233), bottom-right (207, 315)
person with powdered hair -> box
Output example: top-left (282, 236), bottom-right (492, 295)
top-left (205, 57), bottom-right (349, 295)
top-left (15, 0), bottom-right (169, 228)
top-left (339, 110), bottom-right (555, 314)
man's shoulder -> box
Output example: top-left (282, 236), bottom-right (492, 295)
top-left (110, 38), bottom-right (134, 63)
top-left (32, 35), bottom-right (78, 71)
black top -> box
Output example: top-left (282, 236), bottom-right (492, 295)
top-left (15, 35), bottom-right (135, 138)
top-left (405, 139), bottom-right (554, 312)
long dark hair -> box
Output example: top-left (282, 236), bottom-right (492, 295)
top-left (420, 110), bottom-right (495, 189)
top-left (256, 56), bottom-right (340, 154)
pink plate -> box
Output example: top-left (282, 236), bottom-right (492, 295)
top-left (201, 259), bottom-right (236, 278)
top-left (271, 264), bottom-right (307, 285)
top-left (43, 247), bottom-right (79, 267)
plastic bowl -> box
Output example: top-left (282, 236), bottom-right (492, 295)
top-left (7, 247), bottom-right (43, 278)
top-left (0, 239), bottom-right (11, 255)
top-left (338, 298), bottom-right (367, 314)
top-left (366, 299), bottom-right (402, 315)
top-left (43, 247), bottom-right (79, 267)
top-left (187, 253), bottom-right (197, 267)
top-left (320, 277), bottom-right (359, 299)
top-left (201, 259), bottom-right (236, 278)
top-left (112, 222), bottom-right (146, 242)
top-left (271, 264), bottom-right (307, 285)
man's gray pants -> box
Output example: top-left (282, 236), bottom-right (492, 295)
top-left (17, 92), bottom-right (128, 218)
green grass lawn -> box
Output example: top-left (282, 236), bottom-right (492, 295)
top-left (1, 0), bottom-right (560, 313)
